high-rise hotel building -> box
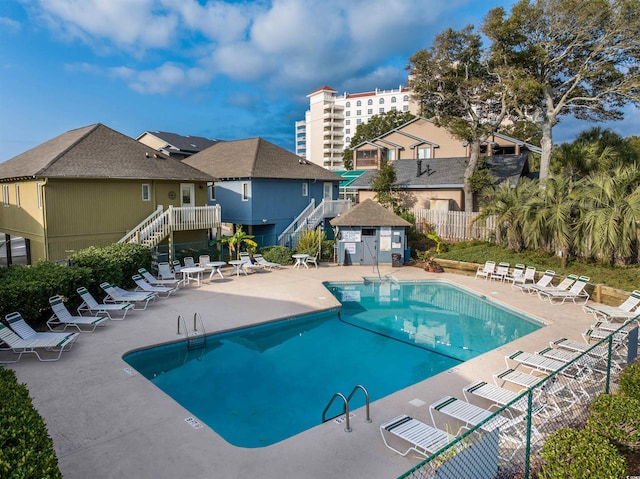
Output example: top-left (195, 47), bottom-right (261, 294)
top-left (296, 85), bottom-right (416, 170)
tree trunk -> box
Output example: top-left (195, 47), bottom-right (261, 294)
top-left (463, 140), bottom-right (481, 212)
top-left (538, 115), bottom-right (554, 185)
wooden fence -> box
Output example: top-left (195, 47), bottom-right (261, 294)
top-left (409, 208), bottom-right (497, 241)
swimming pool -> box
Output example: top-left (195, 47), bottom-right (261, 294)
top-left (123, 280), bottom-right (543, 448)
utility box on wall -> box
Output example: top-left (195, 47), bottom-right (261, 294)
top-left (331, 200), bottom-right (411, 266)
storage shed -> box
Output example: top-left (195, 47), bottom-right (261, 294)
top-left (330, 199), bottom-right (411, 266)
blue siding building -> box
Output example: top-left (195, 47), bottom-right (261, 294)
top-left (184, 138), bottom-right (342, 245)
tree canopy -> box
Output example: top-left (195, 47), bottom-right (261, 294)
top-left (407, 25), bottom-right (511, 211)
top-left (342, 110), bottom-right (414, 170)
top-left (483, 0), bottom-right (640, 182)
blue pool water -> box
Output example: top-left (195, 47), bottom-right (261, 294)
top-left (123, 280), bottom-right (543, 448)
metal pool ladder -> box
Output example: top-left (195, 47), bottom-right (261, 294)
top-left (321, 384), bottom-right (372, 432)
top-left (177, 313), bottom-right (207, 351)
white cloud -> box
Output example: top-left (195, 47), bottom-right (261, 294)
top-left (0, 16), bottom-right (21, 33)
top-left (23, 0), bottom-right (497, 96)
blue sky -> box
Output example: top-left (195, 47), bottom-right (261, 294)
top-left (1, 0), bottom-right (638, 163)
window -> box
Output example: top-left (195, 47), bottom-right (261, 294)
top-left (37, 182), bottom-right (42, 209)
top-left (385, 149), bottom-right (396, 161)
top-left (208, 183), bottom-right (215, 201)
top-left (14, 184), bottom-right (20, 208)
top-left (356, 119), bottom-right (362, 125)
top-left (345, 119), bottom-right (351, 125)
top-left (345, 128), bottom-right (351, 134)
top-left (302, 182), bottom-right (308, 197)
top-left (356, 110), bottom-right (361, 116)
top-left (418, 146), bottom-right (432, 159)
top-left (345, 137), bottom-right (350, 143)
top-left (242, 182), bottom-right (250, 201)
top-left (403, 105), bottom-right (409, 111)
top-left (2, 185), bottom-right (8, 207)
top-left (346, 111), bottom-right (351, 117)
top-left (379, 107), bottom-right (385, 114)
top-left (141, 183), bottom-right (151, 201)
top-left (379, 98), bottom-right (384, 104)
top-left (367, 109), bottom-right (373, 115)
top-left (356, 100), bottom-right (362, 106)
top-left (391, 106), bottom-right (397, 111)
top-left (403, 95), bottom-right (409, 101)
top-left (391, 96), bottom-right (397, 103)
top-left (368, 99), bottom-right (373, 105)
top-left (346, 101), bottom-right (351, 107)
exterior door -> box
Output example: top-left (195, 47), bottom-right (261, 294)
top-left (323, 182), bottom-right (333, 200)
top-left (180, 183), bottom-right (195, 208)
top-left (362, 235), bottom-right (377, 265)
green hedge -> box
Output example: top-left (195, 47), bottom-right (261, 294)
top-left (587, 393), bottom-right (640, 448)
top-left (0, 243), bottom-right (152, 329)
top-left (0, 368), bottom-right (62, 479)
top-left (0, 262), bottom-right (93, 329)
top-left (539, 427), bottom-right (625, 479)
top-left (619, 360), bottom-right (640, 400)
top-left (260, 246), bottom-right (293, 265)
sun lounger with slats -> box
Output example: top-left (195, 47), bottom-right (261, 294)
top-left (132, 274), bottom-right (177, 298)
top-left (0, 323), bottom-right (75, 363)
top-left (537, 276), bottom-right (590, 304)
top-left (475, 261), bottom-right (495, 280)
top-left (518, 270), bottom-right (555, 294)
top-left (505, 350), bottom-right (565, 375)
top-left (76, 287), bottom-right (133, 320)
top-left (139, 267), bottom-right (184, 288)
top-left (582, 290), bottom-right (640, 321)
top-left (47, 295), bottom-right (108, 332)
top-left (380, 414), bottom-right (452, 457)
top-left (100, 282), bottom-right (156, 310)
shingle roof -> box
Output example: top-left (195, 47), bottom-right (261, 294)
top-left (330, 199), bottom-right (411, 227)
top-left (348, 155), bottom-right (528, 189)
top-left (0, 124), bottom-right (214, 181)
top-left (138, 131), bottom-right (217, 153)
top-left (183, 137), bottom-right (342, 181)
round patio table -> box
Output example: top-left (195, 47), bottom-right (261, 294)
top-left (205, 261), bottom-right (226, 280)
top-left (181, 267), bottom-right (205, 287)
top-left (292, 254), bottom-right (309, 269)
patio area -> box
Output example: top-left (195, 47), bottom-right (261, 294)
top-left (7, 263), bottom-right (600, 478)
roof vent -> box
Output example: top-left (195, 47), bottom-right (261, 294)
top-left (145, 152), bottom-right (150, 158)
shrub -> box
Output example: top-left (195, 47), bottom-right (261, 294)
top-left (619, 360), bottom-right (640, 400)
top-left (295, 228), bottom-right (325, 256)
top-left (260, 245), bottom-right (293, 265)
top-left (0, 262), bottom-right (93, 328)
top-left (70, 243), bottom-right (152, 293)
top-left (587, 393), bottom-right (640, 448)
top-left (321, 239), bottom-right (335, 261)
top-left (0, 368), bottom-right (62, 479)
top-left (539, 427), bottom-right (625, 479)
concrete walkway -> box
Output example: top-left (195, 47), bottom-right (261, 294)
top-left (6, 264), bottom-right (598, 479)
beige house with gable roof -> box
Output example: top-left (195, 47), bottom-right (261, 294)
top-left (0, 123), bottom-right (217, 263)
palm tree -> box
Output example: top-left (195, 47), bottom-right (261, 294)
top-left (574, 165), bottom-right (640, 265)
top-left (476, 178), bottom-right (536, 251)
top-left (521, 174), bottom-right (578, 268)
top-left (220, 225), bottom-right (258, 261)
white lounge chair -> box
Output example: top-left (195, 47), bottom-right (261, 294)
top-left (253, 254), bottom-right (281, 269)
top-left (239, 252), bottom-right (264, 272)
top-left (531, 273), bottom-right (578, 296)
top-left (429, 396), bottom-right (513, 437)
top-left (0, 323), bottom-right (75, 363)
top-left (380, 414), bottom-right (452, 457)
top-left (518, 270), bottom-right (555, 294)
top-left (493, 368), bottom-right (545, 391)
top-left (475, 261), bottom-right (495, 280)
top-left (172, 260), bottom-right (183, 274)
top-left (538, 275), bottom-right (590, 304)
top-left (490, 262), bottom-right (510, 282)
top-left (76, 286), bottom-right (133, 320)
top-left (5, 312), bottom-right (79, 348)
top-left (582, 290), bottom-right (640, 321)
top-left (505, 350), bottom-right (565, 375)
top-left (504, 264), bottom-right (525, 284)
top-left (511, 266), bottom-right (536, 290)
top-left (100, 282), bottom-right (156, 310)
top-left (132, 274), bottom-right (177, 298)
top-left (47, 295), bottom-right (108, 332)
top-left (463, 381), bottom-right (530, 418)
top-left (139, 267), bottom-right (183, 288)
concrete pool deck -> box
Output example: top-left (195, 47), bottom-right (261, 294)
top-left (6, 263), bottom-right (598, 478)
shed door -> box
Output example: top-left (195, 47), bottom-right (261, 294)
top-left (362, 229), bottom-right (377, 265)
top-left (323, 182), bottom-right (333, 200)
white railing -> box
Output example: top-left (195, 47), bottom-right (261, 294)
top-left (281, 199), bottom-right (353, 248)
top-left (409, 208), bottom-right (497, 241)
top-left (278, 199), bottom-right (315, 245)
top-left (119, 205), bottom-right (221, 248)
